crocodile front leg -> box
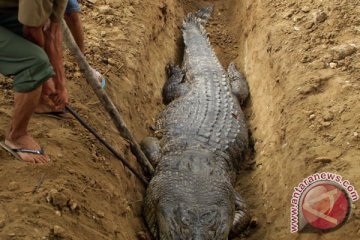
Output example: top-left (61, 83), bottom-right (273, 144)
top-left (140, 137), bottom-right (161, 168)
top-left (230, 192), bottom-right (251, 237)
top-left (162, 64), bottom-right (190, 104)
top-left (227, 62), bottom-right (249, 105)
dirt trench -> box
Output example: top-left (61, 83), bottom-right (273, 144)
top-left (0, 0), bottom-right (360, 239)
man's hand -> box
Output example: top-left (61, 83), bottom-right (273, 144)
top-left (44, 79), bottom-right (68, 110)
top-left (49, 87), bottom-right (69, 109)
top-left (42, 78), bottom-right (56, 97)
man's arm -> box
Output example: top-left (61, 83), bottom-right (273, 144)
top-left (22, 23), bottom-right (68, 109)
top-left (43, 22), bottom-right (68, 108)
top-left (23, 26), bottom-right (45, 47)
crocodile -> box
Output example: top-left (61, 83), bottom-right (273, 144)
top-left (141, 7), bottom-right (251, 240)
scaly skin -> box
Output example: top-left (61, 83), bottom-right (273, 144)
top-left (143, 7), bottom-right (250, 240)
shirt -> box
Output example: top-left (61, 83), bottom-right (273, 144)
top-left (0, 0), bottom-right (67, 26)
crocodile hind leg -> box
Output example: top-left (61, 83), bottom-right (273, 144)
top-left (228, 62), bottom-right (249, 105)
top-left (230, 192), bottom-right (251, 238)
top-left (140, 137), bottom-right (161, 168)
top-left (162, 64), bottom-right (190, 104)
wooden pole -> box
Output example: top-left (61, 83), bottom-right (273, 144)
top-left (61, 20), bottom-right (154, 176)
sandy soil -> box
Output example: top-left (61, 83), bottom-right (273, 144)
top-left (0, 0), bottom-right (359, 239)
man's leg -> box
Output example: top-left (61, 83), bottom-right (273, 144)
top-left (6, 87), bottom-right (49, 163)
top-left (0, 26), bottom-right (54, 163)
top-left (64, 0), bottom-right (84, 52)
top-left (64, 12), bottom-right (84, 52)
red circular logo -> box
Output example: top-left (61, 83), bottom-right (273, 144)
top-left (301, 183), bottom-right (351, 230)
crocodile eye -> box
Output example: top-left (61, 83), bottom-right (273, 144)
top-left (180, 225), bottom-right (190, 236)
top-left (181, 216), bottom-right (190, 226)
top-left (200, 211), bottom-right (218, 226)
top-left (208, 230), bottom-right (216, 237)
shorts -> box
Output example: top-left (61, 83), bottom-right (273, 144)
top-left (65, 0), bottom-right (81, 14)
top-left (0, 13), bottom-right (54, 92)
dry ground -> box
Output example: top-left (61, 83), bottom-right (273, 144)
top-left (0, 0), bottom-right (359, 239)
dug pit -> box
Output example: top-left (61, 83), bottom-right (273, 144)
top-left (0, 0), bottom-right (359, 239)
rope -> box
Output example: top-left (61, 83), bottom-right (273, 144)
top-left (65, 105), bottom-right (149, 186)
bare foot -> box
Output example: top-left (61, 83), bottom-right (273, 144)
top-left (5, 135), bottom-right (49, 164)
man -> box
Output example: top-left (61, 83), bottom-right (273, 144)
top-left (0, 0), bottom-right (69, 163)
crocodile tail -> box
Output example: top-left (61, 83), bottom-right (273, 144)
top-left (183, 6), bottom-right (214, 29)
top-left (193, 6), bottom-right (213, 25)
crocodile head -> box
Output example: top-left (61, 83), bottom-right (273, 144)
top-left (145, 150), bottom-right (236, 239)
top-left (156, 198), bottom-right (234, 239)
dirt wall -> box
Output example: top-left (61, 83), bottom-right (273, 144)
top-left (0, 0), bottom-right (182, 239)
top-left (234, 0), bottom-right (360, 239)
top-left (0, 0), bottom-right (359, 239)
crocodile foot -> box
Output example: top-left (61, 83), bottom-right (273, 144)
top-left (230, 192), bottom-right (252, 238)
top-left (228, 62), bottom-right (249, 105)
top-left (162, 64), bottom-right (190, 104)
